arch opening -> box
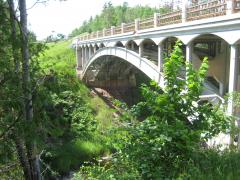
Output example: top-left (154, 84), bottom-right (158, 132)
top-left (141, 39), bottom-right (158, 65)
top-left (115, 41), bottom-right (124, 47)
top-left (84, 55), bottom-right (151, 105)
top-left (126, 40), bottom-right (139, 53)
top-left (191, 34), bottom-right (231, 96)
top-left (161, 37), bottom-right (186, 78)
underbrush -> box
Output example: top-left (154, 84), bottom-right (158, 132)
top-left (38, 40), bottom-right (115, 177)
top-left (73, 148), bottom-right (240, 180)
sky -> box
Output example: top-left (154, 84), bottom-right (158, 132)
top-left (26, 0), bottom-right (164, 40)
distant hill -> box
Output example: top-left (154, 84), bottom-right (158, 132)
top-left (69, 1), bottom-right (171, 37)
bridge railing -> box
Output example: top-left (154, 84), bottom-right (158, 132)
top-left (157, 10), bottom-right (182, 26)
top-left (139, 17), bottom-right (154, 30)
top-left (187, 0), bottom-right (227, 21)
top-left (114, 26), bottom-right (122, 35)
top-left (235, 0), bottom-right (240, 11)
top-left (105, 28), bottom-right (111, 36)
top-left (124, 22), bottom-right (135, 33)
top-left (77, 0), bottom-right (239, 42)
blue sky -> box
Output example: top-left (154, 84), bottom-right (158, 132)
top-left (26, 0), bottom-right (163, 40)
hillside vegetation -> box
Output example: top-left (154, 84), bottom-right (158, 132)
top-left (70, 2), bottom-right (170, 37)
top-left (38, 40), bottom-right (116, 177)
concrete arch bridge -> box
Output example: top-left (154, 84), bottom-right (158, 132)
top-left (73, 0), bottom-right (240, 115)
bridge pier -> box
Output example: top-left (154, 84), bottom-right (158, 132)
top-left (228, 45), bottom-right (238, 115)
top-left (158, 43), bottom-right (164, 72)
top-left (76, 46), bottom-right (82, 70)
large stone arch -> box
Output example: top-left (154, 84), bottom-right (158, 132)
top-left (82, 47), bottom-right (164, 88)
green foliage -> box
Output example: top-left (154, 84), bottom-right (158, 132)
top-left (70, 2), bottom-right (171, 37)
top-left (78, 41), bottom-right (231, 179)
top-left (36, 40), bottom-right (115, 177)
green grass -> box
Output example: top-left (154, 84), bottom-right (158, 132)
top-left (40, 40), bottom-right (115, 132)
top-left (39, 40), bottom-right (115, 175)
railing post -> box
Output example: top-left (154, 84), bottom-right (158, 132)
top-left (103, 28), bottom-right (106, 37)
top-left (121, 23), bottom-right (125, 33)
top-left (182, 0), bottom-right (188, 23)
top-left (96, 31), bottom-right (99, 38)
top-left (111, 26), bottom-right (115, 35)
top-left (154, 13), bottom-right (160, 28)
top-left (226, 0), bottom-right (234, 15)
top-left (135, 18), bottom-right (140, 31)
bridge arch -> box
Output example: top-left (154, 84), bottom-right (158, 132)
top-left (188, 33), bottom-right (230, 96)
top-left (82, 47), bottom-right (163, 87)
top-left (140, 38), bottom-right (158, 65)
top-left (114, 41), bottom-right (124, 47)
top-left (125, 40), bottom-right (139, 53)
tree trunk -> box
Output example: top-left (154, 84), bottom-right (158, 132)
top-left (19, 0), bottom-right (41, 179)
top-left (13, 135), bottom-right (32, 180)
top-left (8, 1), bottom-right (32, 179)
top-left (8, 0), bottom-right (20, 72)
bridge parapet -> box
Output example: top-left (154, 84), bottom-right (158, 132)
top-left (77, 0), bottom-right (239, 42)
top-left (235, 0), bottom-right (240, 11)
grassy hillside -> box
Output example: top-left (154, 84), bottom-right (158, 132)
top-left (39, 40), bottom-right (115, 177)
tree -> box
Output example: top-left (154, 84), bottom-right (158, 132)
top-left (77, 41), bottom-right (230, 179)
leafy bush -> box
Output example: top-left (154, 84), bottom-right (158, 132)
top-left (77, 41), bottom-right (231, 179)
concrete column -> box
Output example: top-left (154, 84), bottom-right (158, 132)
top-left (121, 23), bottom-right (125, 33)
top-left (81, 46), bottom-right (84, 68)
top-left (76, 46), bottom-right (82, 69)
top-left (219, 82), bottom-right (225, 96)
top-left (135, 18), bottom-right (140, 31)
top-left (84, 46), bottom-right (88, 66)
top-left (89, 46), bottom-right (92, 59)
top-left (182, 0), bottom-right (188, 23)
top-left (111, 26), bottom-right (115, 35)
top-left (154, 13), bottom-right (160, 28)
top-left (158, 43), bottom-right (164, 72)
top-left (93, 45), bottom-right (97, 53)
top-left (139, 43), bottom-right (143, 57)
top-left (226, 0), bottom-right (234, 15)
top-left (84, 46), bottom-right (88, 64)
top-left (228, 45), bottom-right (238, 115)
top-left (186, 42), bottom-right (193, 63)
